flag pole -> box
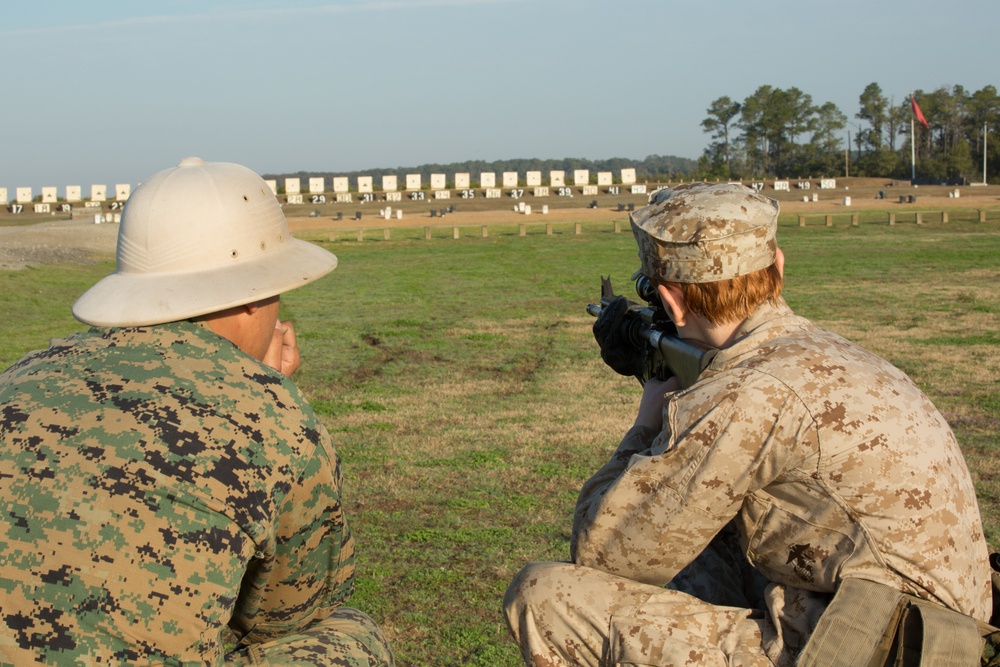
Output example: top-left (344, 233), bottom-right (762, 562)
top-left (910, 93), bottom-right (916, 181)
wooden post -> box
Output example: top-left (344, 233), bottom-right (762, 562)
top-left (575, 222), bottom-right (581, 235)
top-left (851, 213), bottom-right (859, 227)
top-left (798, 215), bottom-right (806, 228)
top-left (383, 228), bottom-right (391, 241)
top-left (453, 227), bottom-right (459, 239)
top-left (519, 224), bottom-right (526, 237)
top-left (889, 213), bottom-right (896, 226)
top-left (825, 215), bottom-right (833, 227)
top-left (481, 225), bottom-right (488, 238)
top-left (424, 226), bottom-right (431, 240)
top-left (546, 224), bottom-right (553, 235)
top-left (979, 210), bottom-right (987, 222)
top-left (614, 221), bottom-right (621, 233)
top-left (357, 229), bottom-right (364, 242)
top-left (942, 211), bottom-right (949, 223)
top-left (916, 212), bottom-right (923, 225)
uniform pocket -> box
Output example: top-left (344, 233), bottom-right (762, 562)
top-left (744, 495), bottom-right (858, 589)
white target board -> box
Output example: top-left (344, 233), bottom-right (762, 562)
top-left (549, 171), bottom-right (565, 187)
top-left (382, 175), bottom-right (398, 192)
top-left (480, 172), bottom-right (496, 188)
top-left (16, 187), bottom-right (32, 204)
top-left (503, 172), bottom-right (518, 188)
top-left (430, 174), bottom-right (446, 190)
top-left (621, 168), bottom-right (636, 185)
top-left (309, 178), bottom-right (325, 194)
top-left (41, 187), bottom-right (57, 203)
top-left (526, 171), bottom-right (541, 187)
top-left (0, 188), bottom-right (6, 204)
top-left (358, 176), bottom-right (373, 194)
top-left (115, 184), bottom-right (131, 201)
top-left (597, 172), bottom-right (612, 186)
top-left (265, 180), bottom-right (278, 195)
top-left (573, 170), bottom-right (589, 186)
top-left (285, 178), bottom-right (301, 195)
top-left (454, 173), bottom-right (470, 189)
top-left (333, 177), bottom-right (349, 193)
top-left (406, 174), bottom-right (422, 191)
top-left (91, 185), bottom-right (107, 202)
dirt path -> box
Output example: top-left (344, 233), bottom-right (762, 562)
top-left (0, 219), bottom-right (120, 270)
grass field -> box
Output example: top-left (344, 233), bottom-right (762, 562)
top-left (0, 213), bottom-right (998, 665)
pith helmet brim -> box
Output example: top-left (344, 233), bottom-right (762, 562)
top-left (73, 238), bottom-right (336, 327)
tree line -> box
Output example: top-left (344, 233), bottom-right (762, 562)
top-left (699, 82), bottom-right (999, 183)
top-left (265, 155), bottom-right (698, 187)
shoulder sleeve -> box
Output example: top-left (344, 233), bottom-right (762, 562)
top-left (230, 385), bottom-right (356, 641)
top-left (571, 369), bottom-right (816, 586)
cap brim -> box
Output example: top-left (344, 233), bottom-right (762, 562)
top-left (72, 239), bottom-right (336, 327)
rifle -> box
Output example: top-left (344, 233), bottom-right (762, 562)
top-left (586, 274), bottom-right (715, 389)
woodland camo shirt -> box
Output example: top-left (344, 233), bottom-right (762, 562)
top-left (0, 321), bottom-right (355, 665)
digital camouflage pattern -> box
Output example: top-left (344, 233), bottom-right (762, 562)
top-left (629, 182), bottom-right (779, 284)
top-left (505, 299), bottom-right (991, 666)
top-left (0, 321), bottom-right (392, 666)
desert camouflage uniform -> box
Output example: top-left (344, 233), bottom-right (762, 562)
top-left (0, 321), bottom-right (393, 666)
top-left (505, 298), bottom-right (991, 666)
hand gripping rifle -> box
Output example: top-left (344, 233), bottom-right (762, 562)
top-left (587, 274), bottom-right (716, 389)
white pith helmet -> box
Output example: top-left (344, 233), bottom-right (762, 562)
top-left (72, 157), bottom-right (337, 327)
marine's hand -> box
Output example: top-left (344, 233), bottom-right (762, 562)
top-left (633, 376), bottom-right (680, 431)
top-left (264, 320), bottom-right (301, 377)
top-left (593, 295), bottom-right (645, 378)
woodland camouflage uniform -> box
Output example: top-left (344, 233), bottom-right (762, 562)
top-left (504, 182), bottom-right (991, 666)
top-left (0, 322), bottom-right (392, 665)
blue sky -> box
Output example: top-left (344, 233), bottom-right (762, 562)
top-left (1, 0), bottom-right (996, 192)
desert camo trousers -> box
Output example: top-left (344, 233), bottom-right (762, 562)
top-left (226, 607), bottom-right (394, 667)
top-left (504, 527), bottom-right (827, 666)
top-left (504, 560), bottom-right (779, 667)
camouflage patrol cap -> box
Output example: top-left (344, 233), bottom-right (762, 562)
top-left (73, 157), bottom-right (337, 327)
top-left (630, 182), bottom-right (779, 284)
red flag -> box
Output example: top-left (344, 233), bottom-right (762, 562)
top-left (911, 97), bottom-right (930, 129)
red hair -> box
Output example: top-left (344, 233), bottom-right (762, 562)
top-left (667, 264), bottom-right (783, 325)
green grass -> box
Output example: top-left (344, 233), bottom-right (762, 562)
top-left (1, 215), bottom-right (998, 665)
